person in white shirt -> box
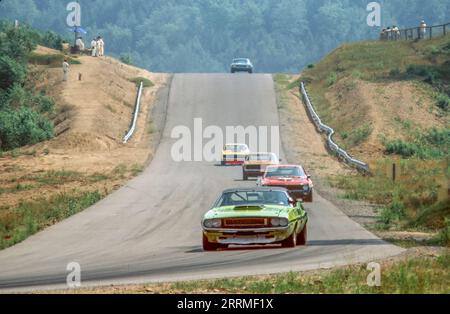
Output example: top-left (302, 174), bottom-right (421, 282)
top-left (75, 36), bottom-right (85, 51)
top-left (392, 26), bottom-right (400, 40)
top-left (98, 36), bottom-right (105, 56)
top-left (91, 38), bottom-right (97, 57)
top-left (95, 36), bottom-right (101, 57)
top-left (419, 20), bottom-right (427, 39)
top-left (63, 58), bottom-right (70, 81)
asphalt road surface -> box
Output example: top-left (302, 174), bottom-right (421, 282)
top-left (0, 74), bottom-right (403, 292)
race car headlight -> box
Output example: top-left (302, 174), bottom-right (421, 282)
top-left (271, 218), bottom-right (288, 227)
top-left (279, 218), bottom-right (289, 227)
top-left (271, 218), bottom-right (280, 226)
top-left (204, 219), bottom-right (222, 228)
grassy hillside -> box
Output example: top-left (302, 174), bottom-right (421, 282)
top-left (296, 36), bottom-right (449, 240)
top-left (301, 35), bottom-right (449, 160)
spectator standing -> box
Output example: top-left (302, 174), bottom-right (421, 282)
top-left (419, 20), bottom-right (427, 39)
top-left (98, 36), bottom-right (105, 56)
top-left (95, 36), bottom-right (101, 57)
top-left (75, 36), bottom-right (85, 51)
top-left (386, 27), bottom-right (392, 40)
top-left (63, 58), bottom-right (70, 82)
top-left (392, 25), bottom-right (400, 40)
top-left (91, 38), bottom-right (97, 57)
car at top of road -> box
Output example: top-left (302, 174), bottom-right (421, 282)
top-left (201, 187), bottom-right (308, 251)
top-left (222, 143), bottom-right (250, 166)
top-left (230, 58), bottom-right (253, 74)
top-left (242, 152), bottom-right (280, 181)
top-left (259, 165), bottom-right (314, 203)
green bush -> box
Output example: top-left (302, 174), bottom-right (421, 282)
top-left (4, 84), bottom-right (28, 109)
top-left (380, 199), bottom-right (406, 227)
top-left (406, 64), bottom-right (439, 84)
top-left (0, 24), bottom-right (37, 63)
top-left (0, 107), bottom-right (54, 150)
top-left (389, 67), bottom-right (401, 77)
top-left (385, 140), bottom-right (418, 157)
top-left (437, 218), bottom-right (450, 247)
top-left (120, 54), bottom-right (133, 65)
top-left (436, 93), bottom-right (449, 111)
top-left (326, 72), bottom-right (337, 86)
top-left (426, 128), bottom-right (450, 146)
top-left (128, 77), bottom-right (154, 88)
top-left (0, 56), bottom-right (26, 90)
top-left (31, 94), bottom-right (55, 113)
top-left (39, 31), bottom-right (64, 51)
top-left (384, 128), bottom-right (449, 159)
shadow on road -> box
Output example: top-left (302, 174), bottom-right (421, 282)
top-left (185, 238), bottom-right (388, 253)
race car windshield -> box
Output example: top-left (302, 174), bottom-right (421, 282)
top-left (266, 167), bottom-right (305, 177)
top-left (233, 59), bottom-right (248, 64)
top-left (225, 145), bottom-right (247, 152)
top-left (247, 154), bottom-right (273, 161)
top-left (216, 191), bottom-right (289, 207)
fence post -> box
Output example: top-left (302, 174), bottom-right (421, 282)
top-left (444, 24), bottom-right (446, 35)
top-left (430, 26), bottom-right (432, 39)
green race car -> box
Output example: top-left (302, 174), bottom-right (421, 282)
top-left (202, 187), bottom-right (308, 251)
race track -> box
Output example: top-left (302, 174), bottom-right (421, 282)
top-left (0, 74), bottom-right (403, 292)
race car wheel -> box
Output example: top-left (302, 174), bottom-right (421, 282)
top-left (281, 230), bottom-right (297, 248)
top-left (243, 173), bottom-right (248, 181)
top-left (296, 223), bottom-right (307, 246)
top-left (203, 234), bottom-right (226, 251)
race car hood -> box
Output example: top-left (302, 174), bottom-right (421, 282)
top-left (262, 176), bottom-right (309, 186)
top-left (243, 160), bottom-right (277, 166)
top-left (222, 150), bottom-right (248, 156)
top-left (204, 205), bottom-right (288, 220)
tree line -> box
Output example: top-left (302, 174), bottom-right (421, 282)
top-left (0, 0), bottom-right (449, 73)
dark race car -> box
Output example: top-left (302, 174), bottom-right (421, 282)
top-left (230, 58), bottom-right (253, 73)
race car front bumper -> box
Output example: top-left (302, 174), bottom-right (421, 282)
top-left (203, 226), bottom-right (293, 245)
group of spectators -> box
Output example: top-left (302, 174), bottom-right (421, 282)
top-left (380, 25), bottom-right (400, 40)
top-left (63, 35), bottom-right (106, 82)
top-left (380, 20), bottom-right (428, 41)
top-left (75, 36), bottom-right (105, 57)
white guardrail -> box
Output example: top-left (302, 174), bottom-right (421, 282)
top-left (123, 81), bottom-right (144, 144)
top-left (300, 82), bottom-right (370, 173)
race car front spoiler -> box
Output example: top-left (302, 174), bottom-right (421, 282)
top-left (218, 236), bottom-right (277, 245)
top-left (204, 226), bottom-right (292, 245)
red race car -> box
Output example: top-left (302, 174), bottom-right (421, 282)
top-left (259, 165), bottom-right (314, 202)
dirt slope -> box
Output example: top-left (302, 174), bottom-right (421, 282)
top-left (325, 78), bottom-right (446, 158)
top-left (0, 47), bottom-right (169, 209)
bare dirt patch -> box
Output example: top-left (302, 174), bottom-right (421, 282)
top-left (276, 76), bottom-right (351, 179)
top-left (325, 78), bottom-right (448, 160)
